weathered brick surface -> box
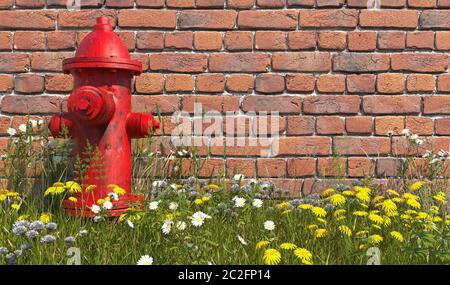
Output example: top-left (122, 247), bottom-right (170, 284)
top-left (1, 3), bottom-right (449, 192)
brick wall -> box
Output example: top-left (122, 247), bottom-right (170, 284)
top-left (1, 0), bottom-right (450, 195)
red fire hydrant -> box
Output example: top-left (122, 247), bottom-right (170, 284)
top-left (48, 17), bottom-right (160, 216)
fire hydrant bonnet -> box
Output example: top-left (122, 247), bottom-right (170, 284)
top-left (63, 17), bottom-right (142, 75)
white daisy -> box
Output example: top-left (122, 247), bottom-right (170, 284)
top-left (102, 200), bottom-right (113, 210)
top-left (191, 211), bottom-right (211, 227)
top-left (237, 235), bottom-right (247, 246)
top-left (169, 202), bottom-right (178, 211)
top-left (18, 124), bottom-right (27, 133)
top-left (233, 196), bottom-right (246, 208)
top-left (264, 220), bottom-right (275, 231)
top-left (7, 128), bottom-right (16, 136)
top-left (401, 128), bottom-right (410, 136)
top-left (176, 221), bottom-right (187, 231)
top-left (126, 220), bottom-right (134, 228)
top-left (410, 134), bottom-right (419, 140)
top-left (90, 204), bottom-right (101, 214)
top-left (161, 219), bottom-right (173, 235)
top-left (148, 201), bottom-right (160, 210)
top-left (252, 199), bottom-right (263, 208)
top-left (233, 174), bottom-right (245, 181)
top-left (107, 192), bottom-right (119, 201)
top-left (137, 255), bottom-right (153, 265)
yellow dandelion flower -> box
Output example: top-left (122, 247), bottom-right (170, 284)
top-left (405, 209), bottom-right (417, 215)
top-left (356, 191), bottom-right (370, 203)
top-left (307, 224), bottom-right (318, 231)
top-left (333, 209), bottom-right (346, 218)
top-left (194, 198), bottom-right (203, 205)
top-left (383, 216), bottom-right (391, 226)
top-left (369, 234), bottom-right (383, 244)
top-left (380, 199), bottom-right (397, 214)
top-left (311, 206), bottom-right (327, 218)
top-left (68, 197), bottom-right (78, 203)
top-left (369, 213), bottom-right (384, 225)
top-left (113, 187), bottom-right (126, 196)
top-left (336, 216), bottom-right (346, 222)
top-left (433, 216), bottom-right (442, 223)
top-left (65, 181), bottom-right (81, 193)
top-left (18, 215), bottom-right (29, 221)
top-left (387, 189), bottom-right (400, 197)
top-left (298, 203), bottom-right (313, 210)
top-left (342, 190), bottom-right (355, 196)
top-left (11, 204), bottom-right (20, 211)
top-left (202, 196), bottom-right (210, 202)
top-left (317, 218), bottom-right (327, 225)
top-left (400, 214), bottom-right (411, 221)
top-left (263, 248), bottom-right (281, 265)
top-left (277, 201), bottom-right (289, 209)
top-left (321, 188), bottom-right (335, 197)
top-left (315, 228), bottom-right (328, 238)
top-left (97, 199), bottom-right (105, 205)
top-left (166, 213), bottom-right (174, 220)
top-left (294, 248), bottom-right (313, 264)
top-left (390, 231), bottom-right (404, 242)
top-left (410, 181), bottom-right (426, 191)
top-left (433, 192), bottom-right (446, 204)
top-left (371, 224), bottom-right (382, 230)
top-left (328, 194), bottom-right (346, 207)
top-left (406, 198), bottom-right (421, 209)
top-left (386, 211), bottom-right (399, 217)
top-left (353, 211), bottom-right (368, 217)
top-left (338, 225), bottom-right (352, 237)
top-left (85, 184), bottom-right (97, 193)
top-left (392, 197), bottom-right (404, 203)
top-left (39, 212), bottom-right (52, 224)
top-left (282, 210), bottom-right (292, 215)
top-left (372, 195), bottom-right (385, 203)
top-left (255, 240), bottom-right (270, 250)
top-left (431, 206), bottom-right (439, 214)
top-left (403, 193), bottom-right (419, 200)
top-left (280, 243), bottom-right (297, 250)
top-left (356, 230), bottom-right (369, 237)
top-left (359, 243), bottom-right (369, 250)
top-left (208, 184), bottom-right (220, 191)
top-left (6, 191), bottom-right (19, 198)
top-left (0, 194), bottom-right (6, 202)
top-left (354, 186), bottom-right (371, 193)
top-left (416, 212), bottom-right (430, 220)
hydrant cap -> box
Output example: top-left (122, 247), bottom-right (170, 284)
top-left (63, 17), bottom-right (142, 75)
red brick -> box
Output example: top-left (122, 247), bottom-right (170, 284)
top-left (31, 52), bottom-right (73, 72)
top-left (378, 32), bottom-right (406, 50)
top-left (45, 74), bottom-right (73, 93)
top-left (287, 116), bottom-right (315, 135)
top-left (273, 52), bottom-right (331, 72)
top-left (318, 32), bottom-right (346, 50)
top-left (334, 137), bottom-right (391, 155)
top-left (255, 31), bottom-right (287, 50)
top-left (360, 10), bottom-right (418, 28)
top-left (224, 32), bottom-right (253, 51)
top-left (0, 54), bottom-right (29, 73)
top-left (317, 0), bottom-right (345, 6)
top-left (316, 116), bottom-right (345, 135)
top-left (317, 157), bottom-right (346, 177)
top-left (178, 10), bottom-right (237, 29)
top-left (348, 157), bottom-right (374, 178)
top-left (118, 10), bottom-right (175, 28)
top-left (0, 116), bottom-right (11, 136)
top-left (346, 74), bottom-right (376, 94)
top-left (238, 10), bottom-right (298, 30)
top-left (286, 74), bottom-right (315, 93)
top-left (278, 137), bottom-right (331, 156)
top-left (131, 54), bottom-right (149, 71)
top-left (14, 32), bottom-right (45, 50)
top-left (377, 73), bottom-right (405, 94)
top-left (438, 74), bottom-right (450, 92)
top-left (317, 74), bottom-right (345, 93)
top-left (196, 0), bottom-right (225, 7)
top-left (392, 137), bottom-right (449, 156)
top-left (436, 32), bottom-right (450, 50)
top-left (435, 118), bottom-right (450, 135)
top-left (132, 95), bottom-right (179, 114)
top-left (438, 0), bottom-right (450, 6)
top-left (424, 96), bottom-right (450, 114)
top-left (333, 53), bottom-right (389, 72)
top-left (0, 11), bottom-right (56, 30)
top-left (346, 116), bottom-right (373, 134)
top-left (48, 32), bottom-right (75, 50)
top-left (165, 74), bottom-right (194, 93)
top-left (226, 74), bottom-right (254, 93)
top-left (287, 31), bottom-right (316, 50)
top-left (165, 32), bottom-right (193, 50)
top-left (15, 74), bottom-right (44, 94)
top-left (363, 96), bottom-right (421, 114)
top-left (420, 11), bottom-right (450, 29)
top-left (0, 74), bottom-right (13, 93)
top-left (406, 32), bottom-right (434, 49)
top-left (47, 0), bottom-right (101, 7)
top-left (59, 10), bottom-right (116, 28)
top-left (226, 159), bottom-right (256, 178)
top-left (167, 0), bottom-right (195, 7)
top-left (242, 96), bottom-right (301, 113)
top-left (407, 74), bottom-right (435, 92)
top-left (228, 0), bottom-right (255, 8)
top-left (255, 74), bottom-right (285, 94)
top-left (391, 53), bottom-right (448, 73)
top-left (197, 159), bottom-right (225, 178)
top-left (251, 115), bottom-right (286, 135)
top-left (258, 158), bottom-right (286, 177)
top-left (117, 32), bottom-right (135, 51)
top-left (136, 0), bottom-right (165, 7)
top-left (135, 73), bottom-right (164, 94)
top-left (348, 32), bottom-right (377, 51)
top-left (257, 0), bottom-right (285, 7)
top-left (182, 95), bottom-right (239, 113)
top-left (209, 53), bottom-right (270, 72)
top-left (150, 53), bottom-right (207, 73)
top-left (196, 74), bottom-right (225, 93)
top-left (136, 32), bottom-right (164, 50)
top-left (0, 32), bottom-right (11, 50)
top-left (375, 116), bottom-right (405, 136)
top-left (105, 0), bottom-right (134, 7)
top-left (288, 158), bottom-right (316, 177)
top-left (376, 158), bottom-right (401, 177)
top-left (288, 0), bottom-right (314, 6)
top-left (0, 0), bottom-right (13, 9)
top-left (1, 95), bottom-right (62, 114)
top-left (303, 96), bottom-right (360, 114)
top-left (299, 9), bottom-right (358, 28)
top-left (194, 32), bottom-right (223, 51)
top-left (405, 116), bottom-right (433, 135)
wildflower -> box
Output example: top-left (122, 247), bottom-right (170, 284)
top-left (127, 220), bottom-right (134, 228)
top-left (410, 181), bottom-right (426, 191)
top-left (233, 196), bottom-right (246, 208)
top-left (137, 255), bottom-right (153, 265)
top-left (148, 201), bottom-right (160, 210)
top-left (406, 198), bottom-right (421, 209)
top-left (356, 230), bottom-right (369, 237)
top-left (373, 195), bottom-right (385, 203)
top-left (252, 199), bottom-right (263, 208)
top-left (315, 228), bottom-right (327, 238)
top-left (233, 174), bottom-right (245, 181)
top-left (321, 188), bottom-right (335, 197)
top-left (237, 235), bottom-right (248, 246)
top-left (91, 204), bottom-right (101, 214)
top-left (79, 229), bottom-right (88, 236)
top-left (328, 194), bottom-right (346, 207)
top-left (311, 206), bottom-right (327, 218)
top-left (65, 181), bottom-right (81, 193)
top-left (307, 224), bottom-right (318, 231)
top-left (294, 248), bottom-right (313, 265)
top-left (369, 213), bottom-right (384, 225)
top-left (255, 240), bottom-right (270, 250)
top-left (30, 221), bottom-right (45, 231)
top-left (176, 221), bottom-right (187, 231)
top-left (202, 196), bottom-right (210, 202)
top-left (263, 220), bottom-right (275, 231)
top-left (298, 203), bottom-right (313, 210)
top-left (68, 197), bottom-right (78, 203)
top-left (13, 226), bottom-right (27, 236)
top-left (401, 128), bottom-right (410, 136)
top-left (390, 231), bottom-right (404, 242)
top-left (6, 253), bottom-right (17, 265)
top-left (208, 184), bottom-right (220, 191)
top-left (356, 191), bottom-right (370, 203)
top-left (338, 225), bottom-right (352, 237)
top-left (97, 199), bottom-right (105, 205)
top-left (369, 234), bottom-right (383, 244)
top-left (46, 222), bottom-right (57, 231)
top-left (380, 199), bottom-right (397, 214)
top-left (169, 202), bottom-right (178, 211)
top-left (11, 204), bottom-right (20, 211)
top-left (194, 198), bottom-right (203, 205)
top-left (85, 185), bottom-right (97, 193)
top-left (280, 243), bottom-right (297, 250)
top-left (64, 236), bottom-right (76, 244)
top-left (21, 243), bottom-right (32, 251)
top-left (353, 210), bottom-right (368, 217)
top-left (103, 200), bottom-right (113, 210)
top-left (18, 124), bottom-right (27, 133)
top-left (277, 201), bottom-right (289, 209)
top-left (107, 192), bottom-right (119, 201)
top-left (387, 189), bottom-right (400, 197)
top-left (0, 247), bottom-right (8, 255)
top-left (7, 127), bottom-right (16, 136)
top-left (191, 211), bottom-right (211, 227)
top-left (161, 219), bottom-right (173, 235)
top-left (40, 235), bottom-right (56, 244)
top-left (342, 190), bottom-right (354, 196)
top-left (40, 212), bottom-right (52, 224)
top-left (433, 192), bottom-right (446, 204)
top-left (263, 248), bottom-right (281, 265)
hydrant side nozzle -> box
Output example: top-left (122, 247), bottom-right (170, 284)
top-left (126, 113), bottom-right (160, 139)
top-left (48, 114), bottom-right (73, 138)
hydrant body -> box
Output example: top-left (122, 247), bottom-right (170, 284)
top-left (49, 17), bottom-right (159, 216)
